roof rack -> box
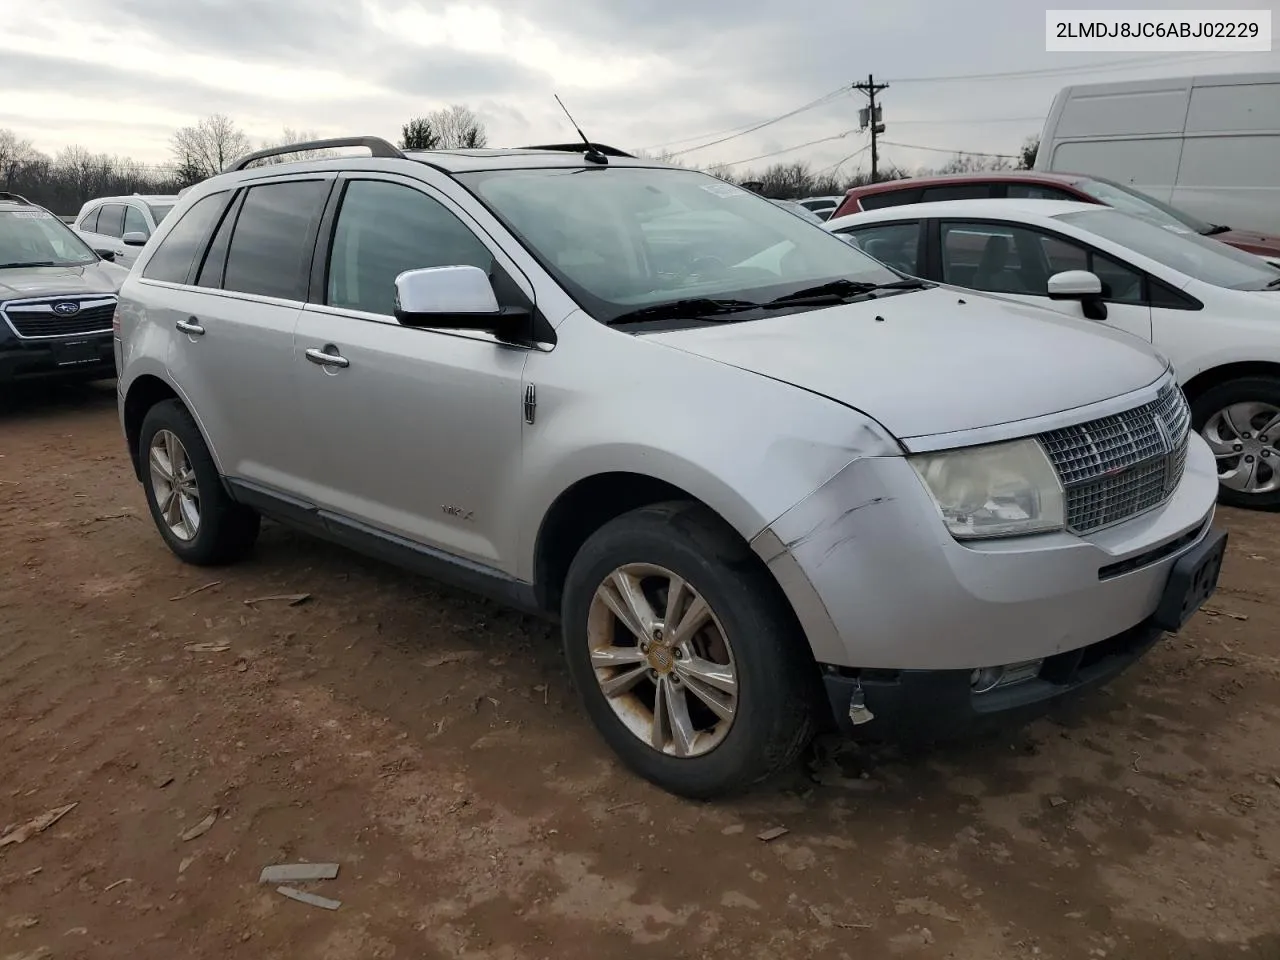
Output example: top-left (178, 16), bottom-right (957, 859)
top-left (226, 136), bottom-right (405, 172)
top-left (0, 191), bottom-right (31, 205)
top-left (519, 143), bottom-right (634, 158)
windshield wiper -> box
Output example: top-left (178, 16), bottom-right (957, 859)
top-left (0, 260), bottom-right (61, 268)
top-left (763, 277), bottom-right (928, 308)
top-left (605, 297), bottom-right (760, 326)
top-left (1265, 276), bottom-right (1280, 289)
top-left (1203, 224), bottom-right (1232, 236)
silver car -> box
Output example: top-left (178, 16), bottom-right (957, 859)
top-left (114, 137), bottom-right (1225, 798)
top-left (73, 194), bottom-right (178, 269)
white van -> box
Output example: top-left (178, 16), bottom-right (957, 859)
top-left (1035, 72), bottom-right (1280, 234)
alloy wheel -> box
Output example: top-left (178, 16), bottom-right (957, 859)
top-left (148, 429), bottom-right (201, 541)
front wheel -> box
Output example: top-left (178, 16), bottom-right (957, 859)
top-left (1192, 377), bottom-right (1280, 510)
top-left (561, 501), bottom-right (817, 799)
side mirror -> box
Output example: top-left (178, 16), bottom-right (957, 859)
top-left (95, 249), bottom-right (117, 263)
top-left (1047, 269), bottom-right (1108, 321)
top-left (122, 231), bottom-right (148, 246)
top-left (394, 265), bottom-right (533, 343)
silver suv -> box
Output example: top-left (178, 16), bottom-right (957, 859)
top-left (115, 136), bottom-right (1226, 798)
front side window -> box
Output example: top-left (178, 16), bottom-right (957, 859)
top-left (123, 205), bottom-right (149, 237)
top-left (456, 166), bottom-right (900, 323)
top-left (327, 180), bottom-right (493, 316)
top-left (842, 222), bottom-right (922, 275)
top-left (222, 179), bottom-right (329, 301)
top-left (141, 192), bottom-right (230, 284)
top-left (97, 204), bottom-right (125, 239)
top-left (0, 209), bottom-right (98, 268)
top-left (1073, 178), bottom-right (1212, 235)
top-left (1058, 208), bottom-right (1280, 291)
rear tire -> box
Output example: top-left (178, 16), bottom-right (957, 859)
top-left (561, 501), bottom-right (817, 799)
top-left (138, 400), bottom-right (260, 565)
top-left (1191, 377), bottom-right (1280, 511)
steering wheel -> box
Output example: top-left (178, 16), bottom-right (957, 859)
top-left (673, 255), bottom-right (729, 285)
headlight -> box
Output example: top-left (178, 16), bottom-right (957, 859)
top-left (910, 438), bottom-right (1065, 540)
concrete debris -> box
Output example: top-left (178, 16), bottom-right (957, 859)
top-left (259, 862), bottom-right (340, 884)
top-left (277, 886), bottom-right (341, 910)
top-left (757, 826), bottom-right (789, 842)
top-left (180, 811), bottom-right (217, 842)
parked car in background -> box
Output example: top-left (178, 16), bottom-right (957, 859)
top-left (831, 171), bottom-right (1280, 266)
top-left (116, 137), bottom-right (1223, 798)
top-left (1036, 71), bottom-right (1280, 234)
top-left (827, 198), bottom-right (1280, 509)
top-left (0, 191), bottom-right (126, 383)
top-left (73, 194), bottom-right (178, 268)
top-left (769, 198), bottom-right (826, 224)
top-left (797, 195), bottom-right (843, 220)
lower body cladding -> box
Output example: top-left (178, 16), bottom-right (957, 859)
top-left (0, 333), bottom-right (115, 383)
top-left (753, 436), bottom-right (1225, 742)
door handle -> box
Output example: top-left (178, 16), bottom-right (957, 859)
top-left (305, 346), bottom-right (350, 368)
top-left (175, 317), bottom-right (205, 336)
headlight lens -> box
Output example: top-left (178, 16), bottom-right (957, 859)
top-left (910, 438), bottom-right (1065, 539)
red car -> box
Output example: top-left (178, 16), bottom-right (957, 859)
top-left (833, 171), bottom-right (1280, 264)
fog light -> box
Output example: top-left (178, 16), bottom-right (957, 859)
top-left (999, 659), bottom-right (1043, 687)
top-left (970, 666), bottom-right (1004, 693)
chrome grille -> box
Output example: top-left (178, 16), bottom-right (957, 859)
top-left (1038, 382), bottom-right (1191, 533)
top-left (2, 297), bottom-right (117, 339)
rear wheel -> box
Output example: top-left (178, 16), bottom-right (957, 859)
top-left (1192, 377), bottom-right (1280, 510)
top-left (139, 400), bottom-right (260, 564)
top-left (561, 501), bottom-right (817, 799)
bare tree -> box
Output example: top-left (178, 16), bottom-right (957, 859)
top-left (170, 113), bottom-right (252, 180)
top-left (400, 117), bottom-right (440, 150)
top-left (430, 105), bottom-right (489, 149)
top-left (0, 129), bottom-right (39, 190)
top-left (1019, 136), bottom-right (1039, 170)
top-left (254, 127), bottom-right (337, 165)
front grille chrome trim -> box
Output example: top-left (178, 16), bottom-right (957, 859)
top-left (1038, 381), bottom-right (1191, 534)
top-left (1, 295), bottom-right (118, 340)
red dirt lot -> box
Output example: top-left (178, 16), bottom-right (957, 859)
top-left (2, 381), bottom-right (1279, 960)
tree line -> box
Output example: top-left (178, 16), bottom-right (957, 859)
top-left (0, 106), bottom-right (1037, 216)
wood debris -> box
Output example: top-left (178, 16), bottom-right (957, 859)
top-left (0, 803), bottom-right (77, 849)
top-left (180, 811), bottom-right (217, 842)
top-left (277, 886), bottom-right (341, 910)
top-left (259, 862), bottom-right (340, 884)
top-left (757, 826), bottom-right (789, 842)
top-left (170, 581), bottom-right (222, 602)
top-left (184, 642), bottom-right (231, 653)
top-left (243, 593), bottom-right (311, 607)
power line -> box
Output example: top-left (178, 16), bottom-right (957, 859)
top-left (878, 139), bottom-right (1020, 159)
top-left (887, 51), bottom-right (1235, 84)
top-left (665, 86), bottom-right (850, 157)
top-left (814, 142), bottom-right (871, 177)
top-left (719, 129), bottom-right (858, 167)
top-left (888, 116), bottom-right (1045, 125)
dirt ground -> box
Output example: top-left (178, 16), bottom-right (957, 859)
top-left (2, 381), bottom-right (1279, 960)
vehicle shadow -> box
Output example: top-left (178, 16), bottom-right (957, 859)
top-left (0, 378), bottom-right (117, 423)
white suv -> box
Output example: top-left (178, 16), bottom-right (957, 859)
top-left (74, 194), bottom-right (177, 268)
top-left (114, 136), bottom-right (1225, 798)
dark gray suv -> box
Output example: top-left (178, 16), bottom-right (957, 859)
top-left (0, 192), bottom-right (127, 384)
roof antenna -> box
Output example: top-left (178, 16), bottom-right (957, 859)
top-left (554, 94), bottom-right (609, 165)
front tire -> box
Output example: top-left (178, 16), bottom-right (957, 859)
top-left (561, 501), bottom-right (817, 799)
top-left (1192, 377), bottom-right (1280, 510)
top-left (138, 400), bottom-right (260, 565)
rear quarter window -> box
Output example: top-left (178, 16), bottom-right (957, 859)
top-left (141, 192), bottom-right (232, 284)
top-left (858, 188), bottom-right (924, 211)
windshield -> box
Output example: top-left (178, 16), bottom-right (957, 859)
top-left (147, 203), bottom-right (175, 224)
top-left (0, 209), bottom-right (98, 267)
top-left (1075, 177), bottom-right (1215, 235)
top-left (1058, 209), bottom-right (1280, 291)
top-left (455, 166), bottom-right (900, 323)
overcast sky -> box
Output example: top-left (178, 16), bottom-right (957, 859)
top-left (2, 0), bottom-right (1278, 178)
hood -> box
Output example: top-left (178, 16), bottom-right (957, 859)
top-left (1218, 228), bottom-right (1280, 260)
top-left (644, 287), bottom-right (1168, 441)
top-left (0, 261), bottom-right (128, 302)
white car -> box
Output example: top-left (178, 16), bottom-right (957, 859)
top-left (827, 199), bottom-right (1280, 509)
top-left (73, 194), bottom-right (178, 268)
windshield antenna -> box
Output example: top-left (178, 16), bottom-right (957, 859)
top-left (554, 94), bottom-right (609, 165)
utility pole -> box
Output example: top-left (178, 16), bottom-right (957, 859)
top-left (853, 74), bottom-right (889, 182)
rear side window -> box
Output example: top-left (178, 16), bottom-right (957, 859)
top-left (97, 204), bottom-right (125, 238)
top-left (921, 184), bottom-right (992, 202)
top-left (1006, 184), bottom-right (1078, 200)
top-left (79, 207), bottom-right (101, 232)
top-left (141, 192), bottom-right (230, 284)
top-left (857, 188), bottom-right (922, 211)
top-left (222, 180), bottom-right (329, 301)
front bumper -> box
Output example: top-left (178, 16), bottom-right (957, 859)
top-left (0, 333), bottom-right (115, 383)
top-left (752, 430), bottom-right (1222, 672)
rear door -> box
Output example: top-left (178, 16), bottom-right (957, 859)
top-left (157, 176), bottom-right (333, 491)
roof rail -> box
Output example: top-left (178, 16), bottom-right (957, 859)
top-left (0, 191), bottom-right (31, 205)
top-left (226, 136), bottom-right (404, 172)
top-left (519, 143), bottom-right (635, 158)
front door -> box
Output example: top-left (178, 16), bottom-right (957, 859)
top-left (936, 219), bottom-right (1153, 343)
top-left (291, 175), bottom-right (534, 571)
